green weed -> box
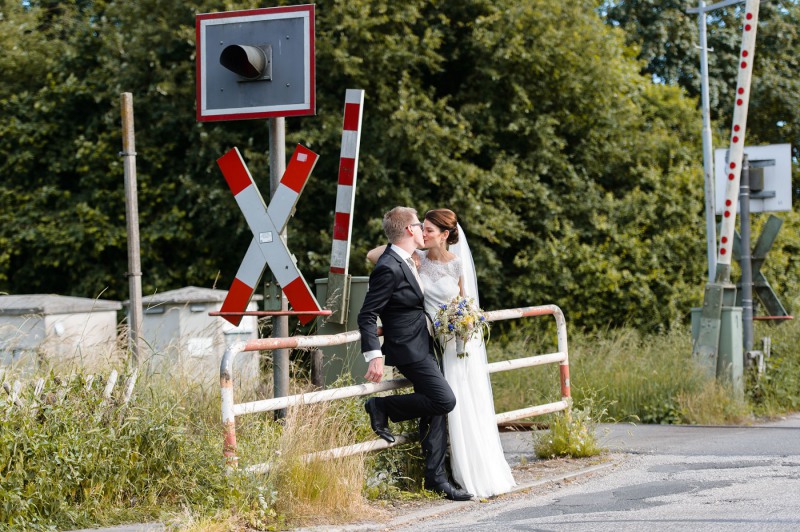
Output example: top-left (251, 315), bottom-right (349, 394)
top-left (747, 320), bottom-right (800, 417)
top-left (0, 370), bottom-right (255, 530)
top-left (533, 398), bottom-right (605, 459)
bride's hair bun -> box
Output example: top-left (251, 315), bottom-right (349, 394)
top-left (425, 208), bottom-right (459, 245)
top-left (446, 224), bottom-right (459, 246)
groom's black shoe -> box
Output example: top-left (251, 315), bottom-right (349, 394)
top-left (364, 398), bottom-right (395, 443)
top-left (427, 482), bottom-right (473, 501)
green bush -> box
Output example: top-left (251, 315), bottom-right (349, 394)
top-left (0, 366), bottom-right (440, 529)
top-left (0, 371), bottom-right (265, 530)
top-left (747, 320), bottom-right (800, 417)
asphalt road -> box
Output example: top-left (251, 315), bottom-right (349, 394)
top-left (384, 414), bottom-right (800, 532)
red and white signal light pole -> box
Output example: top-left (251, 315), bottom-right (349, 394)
top-left (692, 0), bottom-right (760, 382)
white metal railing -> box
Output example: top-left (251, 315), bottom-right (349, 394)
top-left (220, 304), bottom-right (570, 471)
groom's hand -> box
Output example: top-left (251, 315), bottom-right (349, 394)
top-left (365, 357), bottom-right (384, 383)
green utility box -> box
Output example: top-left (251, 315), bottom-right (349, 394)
top-left (691, 306), bottom-right (743, 396)
top-left (315, 276), bottom-right (370, 386)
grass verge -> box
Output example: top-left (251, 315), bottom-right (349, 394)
top-left (2, 316), bottom-right (799, 529)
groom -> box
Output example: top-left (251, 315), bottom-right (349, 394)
top-left (358, 206), bottom-right (472, 501)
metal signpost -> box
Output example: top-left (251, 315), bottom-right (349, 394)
top-left (196, 5), bottom-right (316, 412)
top-left (715, 144), bottom-right (794, 360)
top-left (687, 0), bottom-right (719, 283)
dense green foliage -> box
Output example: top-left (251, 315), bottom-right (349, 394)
top-left (603, 0), bottom-right (800, 317)
top-left (604, 0), bottom-right (800, 161)
top-left (1, 0), bottom-right (797, 331)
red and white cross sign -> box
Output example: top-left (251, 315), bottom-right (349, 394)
top-left (217, 145), bottom-right (322, 326)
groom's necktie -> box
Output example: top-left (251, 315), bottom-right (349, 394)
top-left (405, 257), bottom-right (424, 294)
top-left (406, 257), bottom-right (434, 335)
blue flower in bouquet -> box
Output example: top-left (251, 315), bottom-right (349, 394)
top-left (432, 295), bottom-right (490, 358)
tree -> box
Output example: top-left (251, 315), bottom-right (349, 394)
top-left (603, 0), bottom-right (800, 317)
top-left (1, 0), bottom-right (722, 330)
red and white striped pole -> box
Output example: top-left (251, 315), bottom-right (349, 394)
top-left (330, 89), bottom-right (365, 275)
top-left (327, 89), bottom-right (365, 323)
top-left (715, 0), bottom-right (759, 280)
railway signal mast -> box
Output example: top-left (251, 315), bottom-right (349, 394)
top-left (691, 0), bottom-right (761, 386)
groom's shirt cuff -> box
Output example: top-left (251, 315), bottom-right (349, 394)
top-left (363, 350), bottom-right (383, 362)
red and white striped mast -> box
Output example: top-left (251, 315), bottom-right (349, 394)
top-left (326, 89), bottom-right (365, 324)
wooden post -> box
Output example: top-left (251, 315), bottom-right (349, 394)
top-left (311, 349), bottom-right (324, 389)
top-left (120, 93), bottom-right (143, 365)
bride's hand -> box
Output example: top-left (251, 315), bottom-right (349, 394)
top-left (366, 245), bottom-right (387, 264)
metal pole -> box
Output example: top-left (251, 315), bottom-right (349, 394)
top-left (120, 93), bottom-right (143, 365)
top-left (740, 154), bottom-right (754, 351)
top-left (269, 117), bottom-right (289, 418)
top-left (698, 0), bottom-right (718, 282)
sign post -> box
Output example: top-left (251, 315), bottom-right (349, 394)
top-left (120, 93), bottom-right (143, 366)
top-left (196, 5), bottom-right (316, 414)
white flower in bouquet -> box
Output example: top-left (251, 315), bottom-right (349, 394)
top-left (433, 296), bottom-right (489, 358)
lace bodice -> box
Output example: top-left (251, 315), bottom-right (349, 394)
top-left (416, 250), bottom-right (462, 284)
top-left (415, 250), bottom-right (462, 318)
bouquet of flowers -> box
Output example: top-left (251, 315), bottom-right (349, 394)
top-left (433, 296), bottom-right (489, 358)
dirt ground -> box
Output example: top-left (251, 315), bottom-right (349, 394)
top-left (364, 453), bottom-right (615, 518)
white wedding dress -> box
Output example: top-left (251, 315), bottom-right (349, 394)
top-left (416, 233), bottom-right (516, 498)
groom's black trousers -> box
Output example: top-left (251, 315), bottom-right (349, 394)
top-left (377, 354), bottom-right (456, 486)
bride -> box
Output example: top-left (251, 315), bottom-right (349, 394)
top-left (368, 208), bottom-right (515, 498)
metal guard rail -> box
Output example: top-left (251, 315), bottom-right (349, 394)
top-left (221, 304), bottom-right (570, 471)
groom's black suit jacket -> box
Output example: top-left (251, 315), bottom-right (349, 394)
top-left (358, 245), bottom-right (432, 366)
top-left (358, 245), bottom-right (453, 487)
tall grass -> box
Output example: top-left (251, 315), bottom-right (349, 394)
top-left (3, 316), bottom-right (799, 529)
top-left (263, 401), bottom-right (373, 527)
top-left (748, 319), bottom-right (800, 416)
top-left (488, 318), bottom-right (800, 425)
top-left (0, 364), bottom-right (382, 530)
top-left (0, 370), bottom-right (243, 530)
